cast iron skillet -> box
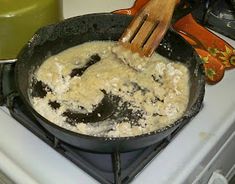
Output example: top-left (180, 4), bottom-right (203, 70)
top-left (15, 13), bottom-right (205, 153)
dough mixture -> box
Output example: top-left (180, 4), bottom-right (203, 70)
top-left (30, 41), bottom-right (190, 137)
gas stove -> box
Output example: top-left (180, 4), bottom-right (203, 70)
top-left (0, 1), bottom-right (235, 184)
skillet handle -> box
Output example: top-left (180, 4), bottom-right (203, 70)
top-left (0, 59), bottom-right (17, 64)
top-left (0, 62), bottom-right (17, 106)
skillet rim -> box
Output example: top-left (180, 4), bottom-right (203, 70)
top-left (15, 12), bottom-right (205, 142)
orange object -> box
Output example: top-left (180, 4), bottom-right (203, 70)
top-left (178, 31), bottom-right (225, 84)
top-left (195, 48), bottom-right (225, 84)
top-left (173, 14), bottom-right (235, 69)
top-left (178, 31), bottom-right (205, 49)
top-left (113, 0), bottom-right (149, 15)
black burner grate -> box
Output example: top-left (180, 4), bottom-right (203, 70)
top-left (7, 95), bottom-right (171, 184)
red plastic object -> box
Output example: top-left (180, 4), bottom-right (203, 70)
top-left (173, 14), bottom-right (235, 69)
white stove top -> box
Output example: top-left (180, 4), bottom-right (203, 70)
top-left (1, 1), bottom-right (235, 184)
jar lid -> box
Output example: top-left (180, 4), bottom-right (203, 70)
top-left (0, 0), bottom-right (63, 59)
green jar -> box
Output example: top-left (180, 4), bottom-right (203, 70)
top-left (0, 0), bottom-right (63, 59)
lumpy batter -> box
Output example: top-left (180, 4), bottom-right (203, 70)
top-left (30, 41), bottom-right (190, 137)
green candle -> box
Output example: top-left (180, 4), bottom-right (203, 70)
top-left (0, 0), bottom-right (63, 59)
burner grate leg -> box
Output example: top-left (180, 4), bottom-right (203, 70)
top-left (53, 137), bottom-right (60, 148)
top-left (112, 151), bottom-right (121, 184)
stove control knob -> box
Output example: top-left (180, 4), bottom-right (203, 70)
top-left (208, 170), bottom-right (228, 184)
